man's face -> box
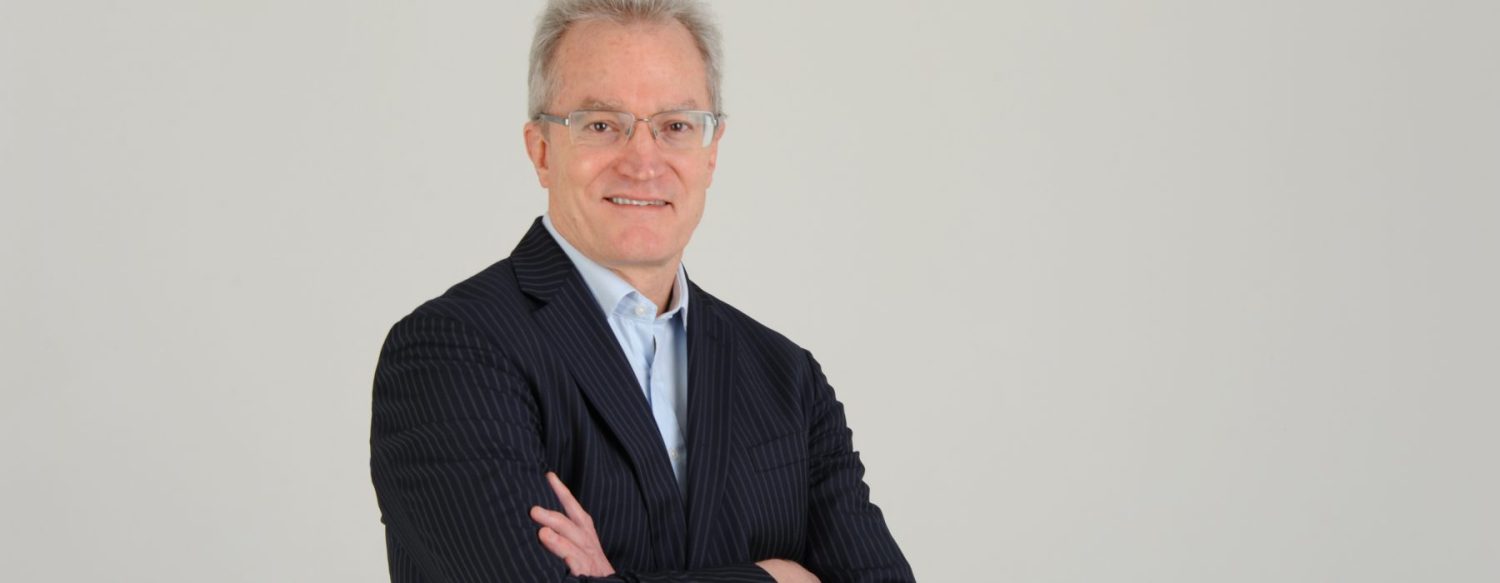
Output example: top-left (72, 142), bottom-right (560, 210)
top-left (525, 19), bottom-right (722, 272)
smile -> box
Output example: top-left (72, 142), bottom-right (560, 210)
top-left (607, 197), bottom-right (667, 207)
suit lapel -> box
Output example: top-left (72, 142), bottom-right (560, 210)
top-left (683, 282), bottom-right (739, 567)
top-left (510, 218), bottom-right (686, 568)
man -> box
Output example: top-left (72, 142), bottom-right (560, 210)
top-left (370, 1), bottom-right (913, 581)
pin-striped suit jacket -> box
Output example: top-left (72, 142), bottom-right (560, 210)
top-left (371, 218), bottom-right (914, 582)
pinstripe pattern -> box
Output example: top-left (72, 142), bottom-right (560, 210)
top-left (371, 218), bottom-right (914, 582)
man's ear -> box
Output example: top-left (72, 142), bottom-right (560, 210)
top-left (705, 120), bottom-right (725, 186)
top-left (524, 122), bottom-right (552, 188)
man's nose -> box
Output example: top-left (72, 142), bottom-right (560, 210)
top-left (615, 120), bottom-right (666, 180)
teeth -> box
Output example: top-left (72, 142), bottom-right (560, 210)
top-left (608, 197), bottom-right (665, 206)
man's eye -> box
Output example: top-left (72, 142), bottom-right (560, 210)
top-left (584, 121), bottom-right (616, 133)
top-left (664, 121), bottom-right (694, 133)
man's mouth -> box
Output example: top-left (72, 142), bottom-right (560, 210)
top-left (606, 196), bottom-right (668, 207)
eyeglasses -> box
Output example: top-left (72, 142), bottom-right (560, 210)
top-left (533, 109), bottom-right (724, 150)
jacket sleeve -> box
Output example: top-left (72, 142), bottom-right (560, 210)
top-left (370, 311), bottom-right (773, 583)
top-left (798, 350), bottom-right (917, 583)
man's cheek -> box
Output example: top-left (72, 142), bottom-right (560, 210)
top-left (573, 157), bottom-right (611, 185)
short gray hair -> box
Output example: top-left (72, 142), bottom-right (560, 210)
top-left (528, 0), bottom-right (723, 119)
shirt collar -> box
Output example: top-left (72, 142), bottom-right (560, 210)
top-left (542, 214), bottom-right (689, 322)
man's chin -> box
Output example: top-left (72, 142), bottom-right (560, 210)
top-left (601, 233), bottom-right (685, 267)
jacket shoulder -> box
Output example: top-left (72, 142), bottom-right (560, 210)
top-left (383, 258), bottom-right (535, 350)
top-left (694, 284), bottom-right (813, 369)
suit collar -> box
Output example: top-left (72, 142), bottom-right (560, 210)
top-left (512, 216), bottom-right (581, 304)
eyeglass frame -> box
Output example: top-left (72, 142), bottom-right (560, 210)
top-left (532, 109), bottom-right (726, 149)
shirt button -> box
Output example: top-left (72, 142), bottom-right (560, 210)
top-left (634, 305), bottom-right (649, 317)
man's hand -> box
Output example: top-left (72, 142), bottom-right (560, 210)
top-left (530, 472), bottom-right (615, 577)
top-left (756, 559), bottom-right (820, 583)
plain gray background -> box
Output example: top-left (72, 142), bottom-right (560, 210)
top-left (3, 0), bottom-right (1497, 581)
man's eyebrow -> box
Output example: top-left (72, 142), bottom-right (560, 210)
top-left (578, 98), bottom-right (624, 111)
top-left (662, 100), bottom-right (702, 111)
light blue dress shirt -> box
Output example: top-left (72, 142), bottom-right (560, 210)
top-left (542, 215), bottom-right (689, 491)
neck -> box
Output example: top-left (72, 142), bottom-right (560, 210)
top-left (542, 214), bottom-right (682, 315)
top-left (610, 263), bottom-right (678, 316)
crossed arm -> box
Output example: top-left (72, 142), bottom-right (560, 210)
top-left (371, 311), bottom-right (912, 582)
top-left (530, 471), bottom-right (819, 582)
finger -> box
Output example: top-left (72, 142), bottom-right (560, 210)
top-left (536, 526), bottom-right (580, 559)
top-left (545, 472), bottom-right (592, 529)
top-left (539, 527), bottom-right (604, 577)
top-left (545, 472), bottom-right (595, 529)
top-left (530, 506), bottom-right (590, 546)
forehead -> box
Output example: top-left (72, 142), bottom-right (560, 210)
top-left (550, 19), bottom-right (710, 113)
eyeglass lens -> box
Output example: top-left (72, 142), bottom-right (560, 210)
top-left (568, 111), bottom-right (716, 149)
